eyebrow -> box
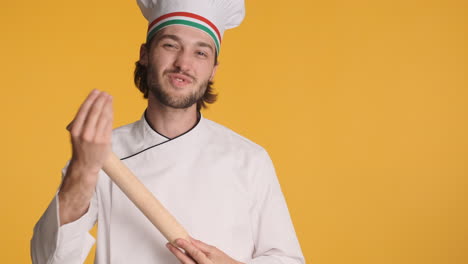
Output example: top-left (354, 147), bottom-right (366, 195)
top-left (156, 34), bottom-right (215, 53)
top-left (156, 34), bottom-right (181, 43)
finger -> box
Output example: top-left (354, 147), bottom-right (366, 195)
top-left (190, 238), bottom-right (214, 255)
top-left (81, 92), bottom-right (110, 140)
top-left (176, 239), bottom-right (210, 264)
top-left (66, 121), bottom-right (73, 131)
top-left (101, 105), bottom-right (114, 143)
top-left (69, 89), bottom-right (101, 135)
top-left (95, 95), bottom-right (113, 140)
top-left (167, 243), bottom-right (196, 264)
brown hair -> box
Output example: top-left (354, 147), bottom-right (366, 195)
top-left (133, 48), bottom-right (219, 111)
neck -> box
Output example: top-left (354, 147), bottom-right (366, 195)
top-left (145, 93), bottom-right (199, 139)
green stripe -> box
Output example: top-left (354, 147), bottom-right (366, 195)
top-left (147, 19), bottom-right (220, 55)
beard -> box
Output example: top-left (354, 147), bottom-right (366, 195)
top-left (146, 63), bottom-right (209, 109)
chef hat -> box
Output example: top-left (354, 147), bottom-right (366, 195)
top-left (137, 0), bottom-right (245, 55)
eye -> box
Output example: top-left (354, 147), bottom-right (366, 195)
top-left (196, 51), bottom-right (208, 58)
top-left (162, 43), bottom-right (178, 49)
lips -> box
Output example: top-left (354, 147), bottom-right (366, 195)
top-left (167, 73), bottom-right (193, 87)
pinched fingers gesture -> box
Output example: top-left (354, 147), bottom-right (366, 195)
top-left (68, 89), bottom-right (113, 174)
top-left (58, 89), bottom-right (114, 225)
top-left (167, 238), bottom-right (244, 264)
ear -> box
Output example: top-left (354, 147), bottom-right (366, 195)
top-left (209, 62), bottom-right (219, 82)
top-left (139, 43), bottom-right (149, 66)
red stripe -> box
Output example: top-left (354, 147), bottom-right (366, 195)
top-left (147, 12), bottom-right (221, 43)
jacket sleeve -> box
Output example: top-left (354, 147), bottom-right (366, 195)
top-left (30, 165), bottom-right (99, 264)
top-left (247, 150), bottom-right (305, 264)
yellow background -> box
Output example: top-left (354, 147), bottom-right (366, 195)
top-left (1, 0), bottom-right (467, 263)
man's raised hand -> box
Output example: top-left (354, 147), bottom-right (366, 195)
top-left (58, 89), bottom-right (113, 225)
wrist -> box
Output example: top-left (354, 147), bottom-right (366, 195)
top-left (69, 158), bottom-right (102, 176)
top-left (60, 166), bottom-right (98, 201)
top-left (57, 161), bottom-right (99, 226)
top-left (58, 189), bottom-right (91, 225)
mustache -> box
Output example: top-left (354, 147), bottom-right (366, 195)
top-left (163, 69), bottom-right (196, 82)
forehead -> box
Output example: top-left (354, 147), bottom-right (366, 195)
top-left (152, 25), bottom-right (216, 49)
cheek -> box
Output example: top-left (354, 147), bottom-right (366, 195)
top-left (198, 62), bottom-right (215, 80)
top-left (148, 60), bottom-right (166, 78)
top-left (149, 50), bottom-right (172, 72)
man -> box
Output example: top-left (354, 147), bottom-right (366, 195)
top-left (31, 0), bottom-right (305, 263)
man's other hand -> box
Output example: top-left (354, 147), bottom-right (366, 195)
top-left (167, 238), bottom-right (245, 264)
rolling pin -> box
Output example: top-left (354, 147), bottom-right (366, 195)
top-left (102, 152), bottom-right (190, 243)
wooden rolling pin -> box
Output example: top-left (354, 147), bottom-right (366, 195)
top-left (102, 152), bottom-right (190, 243)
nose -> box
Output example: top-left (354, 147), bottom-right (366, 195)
top-left (173, 49), bottom-right (192, 73)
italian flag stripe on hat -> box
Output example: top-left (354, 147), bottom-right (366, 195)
top-left (147, 12), bottom-right (221, 54)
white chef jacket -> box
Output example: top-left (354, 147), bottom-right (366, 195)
top-left (31, 113), bottom-right (305, 264)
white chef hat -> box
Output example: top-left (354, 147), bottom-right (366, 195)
top-left (137, 0), bottom-right (245, 55)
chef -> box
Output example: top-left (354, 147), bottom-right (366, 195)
top-left (31, 0), bottom-right (305, 263)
